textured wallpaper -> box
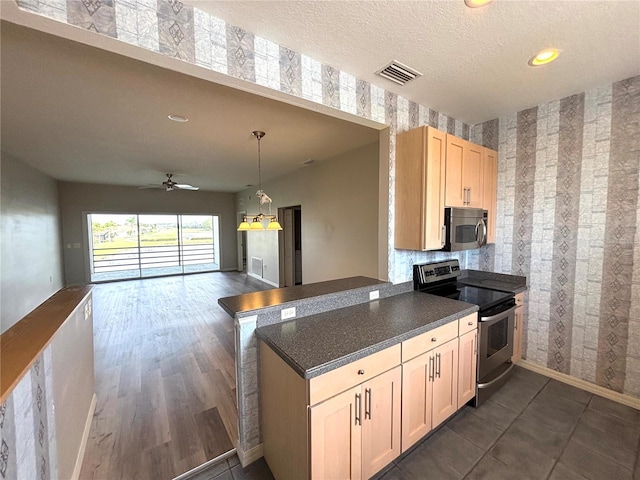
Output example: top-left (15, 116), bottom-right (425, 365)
top-left (469, 76), bottom-right (640, 399)
top-left (0, 347), bottom-right (57, 480)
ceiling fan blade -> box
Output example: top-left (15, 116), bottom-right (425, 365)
top-left (175, 184), bottom-right (199, 190)
top-left (138, 185), bottom-right (163, 189)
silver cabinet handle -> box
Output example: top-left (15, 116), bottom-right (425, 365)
top-left (365, 388), bottom-right (372, 420)
top-left (428, 356), bottom-right (434, 382)
top-left (463, 188), bottom-right (468, 205)
top-left (357, 369), bottom-right (365, 375)
top-left (468, 188), bottom-right (472, 205)
top-left (441, 225), bottom-right (446, 248)
top-left (431, 337), bottom-right (437, 342)
top-left (436, 353), bottom-right (441, 378)
top-left (468, 321), bottom-right (474, 326)
top-left (355, 393), bottom-right (362, 426)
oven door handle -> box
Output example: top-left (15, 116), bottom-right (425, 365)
top-left (479, 304), bottom-right (518, 324)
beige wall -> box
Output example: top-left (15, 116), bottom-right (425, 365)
top-left (1, 152), bottom-right (64, 333)
top-left (237, 141), bottom-right (380, 286)
top-left (58, 182), bottom-right (238, 285)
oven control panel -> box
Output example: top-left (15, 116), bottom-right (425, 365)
top-left (414, 259), bottom-right (460, 286)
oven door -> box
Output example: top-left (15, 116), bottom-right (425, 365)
top-left (478, 304), bottom-right (517, 380)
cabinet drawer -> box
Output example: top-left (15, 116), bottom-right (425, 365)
top-left (402, 321), bottom-right (457, 362)
top-left (308, 344), bottom-right (401, 406)
top-left (515, 292), bottom-right (524, 306)
top-left (458, 313), bottom-right (477, 336)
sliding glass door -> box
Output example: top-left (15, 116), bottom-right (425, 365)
top-left (88, 213), bottom-right (220, 282)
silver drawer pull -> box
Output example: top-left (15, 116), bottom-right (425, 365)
top-left (357, 369), bottom-right (365, 375)
top-left (468, 321), bottom-right (474, 326)
top-left (431, 338), bottom-right (437, 342)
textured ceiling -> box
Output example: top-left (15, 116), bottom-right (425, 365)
top-left (188, 0), bottom-right (640, 124)
top-left (0, 22), bottom-right (379, 192)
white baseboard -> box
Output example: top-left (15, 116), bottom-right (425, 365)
top-left (518, 359), bottom-right (640, 411)
top-left (247, 272), bottom-right (278, 288)
top-left (236, 442), bottom-right (263, 467)
top-left (71, 392), bottom-right (97, 480)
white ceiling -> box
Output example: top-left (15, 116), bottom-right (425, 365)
top-left (190, 0), bottom-right (640, 125)
top-left (0, 21), bottom-right (379, 192)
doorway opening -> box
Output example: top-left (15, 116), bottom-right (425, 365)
top-left (279, 205), bottom-right (302, 287)
top-left (87, 213), bottom-right (221, 282)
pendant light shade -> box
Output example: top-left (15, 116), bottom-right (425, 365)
top-left (250, 219), bottom-right (265, 230)
top-left (237, 131), bottom-right (283, 232)
top-left (266, 220), bottom-right (283, 231)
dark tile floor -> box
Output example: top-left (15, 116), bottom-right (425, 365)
top-left (188, 366), bottom-right (640, 480)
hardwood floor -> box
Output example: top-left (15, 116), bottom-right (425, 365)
top-left (79, 272), bottom-right (269, 480)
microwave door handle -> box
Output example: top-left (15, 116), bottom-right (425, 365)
top-left (481, 219), bottom-right (488, 246)
top-left (475, 219), bottom-right (487, 247)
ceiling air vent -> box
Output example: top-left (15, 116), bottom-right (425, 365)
top-left (376, 61), bottom-right (422, 86)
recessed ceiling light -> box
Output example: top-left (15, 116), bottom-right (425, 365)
top-left (464, 0), bottom-right (493, 8)
top-left (528, 48), bottom-right (561, 66)
top-left (168, 114), bottom-right (189, 123)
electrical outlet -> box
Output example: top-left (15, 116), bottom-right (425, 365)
top-left (369, 290), bottom-right (380, 300)
top-left (281, 307), bottom-right (296, 320)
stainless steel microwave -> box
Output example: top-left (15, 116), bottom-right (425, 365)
top-left (442, 207), bottom-right (488, 251)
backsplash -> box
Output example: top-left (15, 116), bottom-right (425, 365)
top-left (468, 76), bottom-right (640, 399)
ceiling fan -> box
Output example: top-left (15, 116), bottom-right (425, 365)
top-left (139, 173), bottom-right (199, 192)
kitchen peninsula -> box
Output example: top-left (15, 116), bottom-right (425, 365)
top-left (219, 271), bottom-right (526, 475)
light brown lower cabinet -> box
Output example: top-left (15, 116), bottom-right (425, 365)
top-left (457, 330), bottom-right (478, 406)
top-left (401, 338), bottom-right (459, 453)
top-left (310, 366), bottom-right (401, 480)
top-left (260, 313), bottom-right (479, 480)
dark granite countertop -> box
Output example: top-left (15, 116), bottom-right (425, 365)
top-left (458, 270), bottom-right (527, 294)
top-left (256, 291), bottom-right (478, 379)
top-left (218, 276), bottom-right (385, 317)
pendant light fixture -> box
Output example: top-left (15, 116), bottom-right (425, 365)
top-left (237, 131), bottom-right (283, 232)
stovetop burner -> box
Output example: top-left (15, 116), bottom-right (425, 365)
top-left (413, 260), bottom-right (514, 312)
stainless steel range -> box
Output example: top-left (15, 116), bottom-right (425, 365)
top-left (413, 259), bottom-right (517, 406)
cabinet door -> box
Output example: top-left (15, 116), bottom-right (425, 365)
top-left (401, 352), bottom-right (433, 453)
top-left (445, 135), bottom-right (465, 207)
top-left (431, 339), bottom-right (459, 428)
top-left (395, 126), bottom-right (446, 251)
top-left (423, 128), bottom-right (447, 250)
top-left (457, 331), bottom-right (477, 407)
top-left (482, 148), bottom-right (498, 244)
top-left (463, 142), bottom-right (484, 208)
top-left (361, 367), bottom-right (401, 479)
top-left (512, 305), bottom-right (524, 363)
top-left (310, 386), bottom-right (362, 480)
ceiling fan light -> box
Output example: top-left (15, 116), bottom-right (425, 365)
top-left (266, 220), bottom-right (283, 231)
top-left (237, 221), bottom-right (251, 231)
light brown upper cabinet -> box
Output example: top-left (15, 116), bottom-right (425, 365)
top-left (445, 135), bottom-right (484, 208)
top-left (482, 147), bottom-right (498, 244)
top-left (395, 126), bottom-right (447, 251)
top-left (395, 126), bottom-right (498, 250)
